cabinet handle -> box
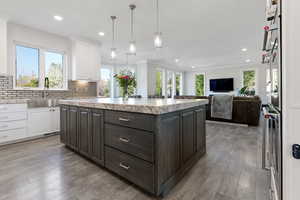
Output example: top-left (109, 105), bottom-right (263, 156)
top-left (119, 162), bottom-right (130, 170)
top-left (119, 117), bottom-right (130, 122)
top-left (119, 137), bottom-right (130, 143)
top-left (0, 135), bottom-right (8, 138)
top-left (0, 107), bottom-right (8, 111)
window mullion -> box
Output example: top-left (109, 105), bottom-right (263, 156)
top-left (40, 49), bottom-right (46, 90)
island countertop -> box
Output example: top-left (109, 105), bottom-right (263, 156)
top-left (59, 98), bottom-right (208, 115)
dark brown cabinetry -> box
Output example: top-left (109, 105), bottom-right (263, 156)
top-left (90, 110), bottom-right (104, 165)
top-left (78, 108), bottom-right (90, 157)
top-left (60, 106), bottom-right (104, 166)
top-left (182, 110), bottom-right (196, 164)
top-left (60, 105), bottom-right (206, 197)
top-left (69, 106), bottom-right (79, 150)
top-left (60, 105), bottom-right (68, 144)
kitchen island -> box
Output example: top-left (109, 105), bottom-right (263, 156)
top-left (59, 98), bottom-right (208, 197)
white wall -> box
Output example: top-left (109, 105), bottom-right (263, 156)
top-left (136, 61), bottom-right (148, 98)
top-left (184, 64), bottom-right (268, 104)
top-left (0, 19), bottom-right (7, 75)
top-left (6, 23), bottom-right (72, 77)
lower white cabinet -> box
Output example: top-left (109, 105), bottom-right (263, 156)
top-left (0, 104), bottom-right (28, 144)
top-left (28, 107), bottom-right (60, 137)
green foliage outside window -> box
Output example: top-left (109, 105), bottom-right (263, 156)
top-left (155, 71), bottom-right (162, 96)
top-left (240, 70), bottom-right (256, 96)
top-left (195, 74), bottom-right (205, 96)
top-left (243, 70), bottom-right (255, 89)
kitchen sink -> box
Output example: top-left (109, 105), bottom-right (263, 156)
top-left (27, 99), bottom-right (60, 108)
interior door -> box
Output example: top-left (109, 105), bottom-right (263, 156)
top-left (282, 1), bottom-right (300, 199)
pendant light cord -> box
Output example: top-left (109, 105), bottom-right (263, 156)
top-left (156, 0), bottom-right (159, 32)
top-left (130, 5), bottom-right (136, 41)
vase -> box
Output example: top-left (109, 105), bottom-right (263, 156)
top-left (122, 85), bottom-right (129, 101)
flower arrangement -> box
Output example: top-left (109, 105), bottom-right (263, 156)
top-left (114, 70), bottom-right (137, 100)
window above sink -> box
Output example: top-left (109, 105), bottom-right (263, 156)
top-left (14, 43), bottom-right (68, 91)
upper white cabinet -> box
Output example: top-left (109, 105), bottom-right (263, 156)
top-left (72, 39), bottom-right (101, 81)
top-left (0, 19), bottom-right (7, 75)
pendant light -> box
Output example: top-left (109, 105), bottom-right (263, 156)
top-left (154, 0), bottom-right (162, 48)
top-left (110, 16), bottom-right (117, 59)
top-left (129, 4), bottom-right (137, 55)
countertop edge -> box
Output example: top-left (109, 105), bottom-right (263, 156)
top-left (58, 99), bottom-right (209, 115)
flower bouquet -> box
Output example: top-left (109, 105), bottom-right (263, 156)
top-left (114, 70), bottom-right (137, 100)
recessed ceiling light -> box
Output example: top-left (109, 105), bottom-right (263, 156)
top-left (54, 15), bottom-right (63, 21)
top-left (242, 48), bottom-right (247, 52)
top-left (175, 59), bottom-right (179, 63)
top-left (245, 59), bottom-right (251, 63)
top-left (98, 32), bottom-right (105, 36)
top-left (191, 66), bottom-right (196, 68)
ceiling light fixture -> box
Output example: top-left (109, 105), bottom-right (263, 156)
top-left (242, 48), bottom-right (247, 52)
top-left (98, 32), bottom-right (105, 36)
top-left (110, 16), bottom-right (117, 59)
top-left (175, 59), bottom-right (179, 63)
top-left (154, 0), bottom-right (163, 48)
top-left (245, 59), bottom-right (251, 63)
top-left (129, 4), bottom-right (137, 55)
top-left (53, 15), bottom-right (63, 21)
top-left (192, 66), bottom-right (196, 68)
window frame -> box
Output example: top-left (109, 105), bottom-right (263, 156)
top-left (98, 66), bottom-right (114, 98)
top-left (195, 73), bottom-right (206, 96)
top-left (13, 41), bottom-right (68, 91)
top-left (175, 72), bottom-right (183, 96)
top-left (155, 68), bottom-right (165, 97)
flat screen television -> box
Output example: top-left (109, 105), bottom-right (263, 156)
top-left (209, 78), bottom-right (234, 92)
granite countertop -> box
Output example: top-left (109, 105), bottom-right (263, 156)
top-left (59, 98), bottom-right (209, 115)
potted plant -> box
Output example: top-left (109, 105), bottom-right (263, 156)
top-left (114, 70), bottom-right (136, 100)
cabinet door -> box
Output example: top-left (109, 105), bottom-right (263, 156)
top-left (51, 107), bottom-right (60, 133)
top-left (60, 106), bottom-right (68, 144)
top-left (78, 108), bottom-right (90, 156)
top-left (195, 108), bottom-right (206, 154)
top-left (182, 111), bottom-right (196, 164)
top-left (90, 109), bottom-right (104, 166)
top-left (68, 107), bottom-right (78, 150)
top-left (28, 108), bottom-right (52, 137)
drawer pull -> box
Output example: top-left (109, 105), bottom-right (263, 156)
top-left (119, 117), bottom-right (130, 122)
top-left (119, 137), bottom-right (130, 143)
top-left (0, 107), bottom-right (8, 111)
top-left (0, 116), bottom-right (8, 120)
top-left (0, 135), bottom-right (8, 138)
top-left (119, 162), bottom-right (130, 170)
top-left (0, 125), bottom-right (8, 129)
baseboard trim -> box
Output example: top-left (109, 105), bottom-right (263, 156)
top-left (0, 132), bottom-right (60, 147)
top-left (206, 120), bottom-right (248, 127)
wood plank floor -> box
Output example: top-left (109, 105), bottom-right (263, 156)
top-left (0, 122), bottom-right (269, 200)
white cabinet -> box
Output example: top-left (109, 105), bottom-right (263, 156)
top-left (72, 39), bottom-right (101, 81)
top-left (28, 107), bottom-right (60, 137)
top-left (0, 104), bottom-right (27, 144)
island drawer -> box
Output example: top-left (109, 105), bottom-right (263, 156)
top-left (105, 124), bottom-right (154, 162)
top-left (104, 110), bottom-right (155, 132)
top-left (105, 146), bottom-right (154, 193)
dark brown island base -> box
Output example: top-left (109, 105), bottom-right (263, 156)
top-left (59, 98), bottom-right (208, 197)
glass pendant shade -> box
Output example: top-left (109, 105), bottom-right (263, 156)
top-left (111, 48), bottom-right (117, 59)
top-left (154, 32), bottom-right (163, 48)
top-left (129, 41), bottom-right (136, 54)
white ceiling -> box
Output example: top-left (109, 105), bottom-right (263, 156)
top-left (0, 0), bottom-right (265, 71)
